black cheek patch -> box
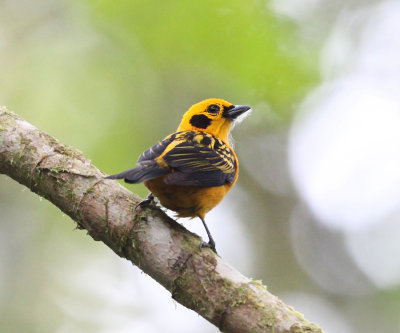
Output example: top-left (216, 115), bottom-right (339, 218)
top-left (189, 114), bottom-right (212, 129)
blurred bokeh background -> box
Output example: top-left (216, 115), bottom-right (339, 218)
top-left (1, 0), bottom-right (400, 332)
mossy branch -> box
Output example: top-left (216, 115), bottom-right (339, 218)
top-left (0, 107), bottom-right (323, 333)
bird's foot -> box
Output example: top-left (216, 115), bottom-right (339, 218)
top-left (200, 240), bottom-right (218, 254)
top-left (135, 193), bottom-right (156, 210)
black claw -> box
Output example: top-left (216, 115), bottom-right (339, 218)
top-left (135, 193), bottom-right (155, 210)
top-left (200, 240), bottom-right (218, 254)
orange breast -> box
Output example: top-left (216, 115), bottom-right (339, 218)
top-left (144, 177), bottom-right (234, 219)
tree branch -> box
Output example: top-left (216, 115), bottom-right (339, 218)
top-left (0, 107), bottom-right (323, 333)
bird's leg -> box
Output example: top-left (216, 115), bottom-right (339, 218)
top-left (198, 215), bottom-right (218, 254)
top-left (135, 192), bottom-right (155, 209)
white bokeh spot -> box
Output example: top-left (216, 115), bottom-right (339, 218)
top-left (289, 0), bottom-right (400, 231)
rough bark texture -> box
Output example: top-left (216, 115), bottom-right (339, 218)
top-left (0, 107), bottom-right (323, 333)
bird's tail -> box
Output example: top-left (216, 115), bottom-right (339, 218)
top-left (105, 161), bottom-right (168, 184)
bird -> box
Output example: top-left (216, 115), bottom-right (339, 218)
top-left (105, 98), bottom-right (250, 253)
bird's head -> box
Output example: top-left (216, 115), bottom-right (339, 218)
top-left (177, 98), bottom-right (251, 142)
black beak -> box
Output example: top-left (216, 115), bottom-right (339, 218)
top-left (222, 105), bottom-right (251, 120)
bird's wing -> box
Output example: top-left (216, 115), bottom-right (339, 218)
top-left (106, 134), bottom-right (176, 183)
top-left (161, 139), bottom-right (236, 187)
top-left (107, 132), bottom-right (236, 186)
top-left (105, 160), bottom-right (169, 184)
top-left (137, 133), bottom-right (176, 162)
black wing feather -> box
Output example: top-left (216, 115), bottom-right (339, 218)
top-left (106, 134), bottom-right (175, 183)
top-left (164, 170), bottom-right (229, 187)
top-left (162, 139), bottom-right (235, 187)
top-left (105, 160), bottom-right (168, 183)
top-left (138, 133), bottom-right (175, 162)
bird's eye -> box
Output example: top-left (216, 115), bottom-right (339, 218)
top-left (207, 104), bottom-right (220, 114)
